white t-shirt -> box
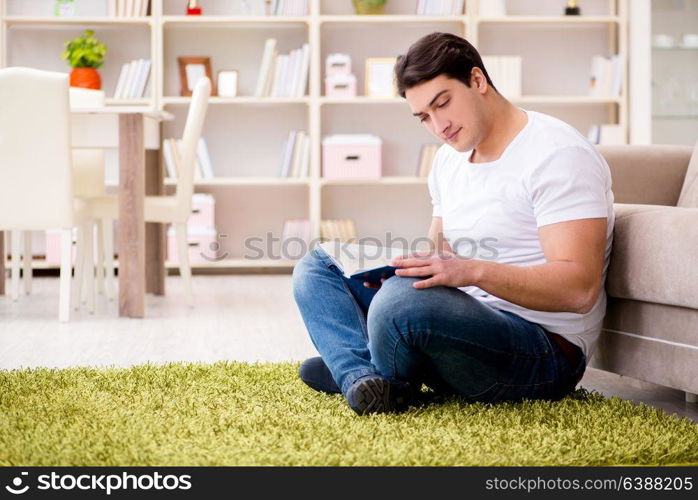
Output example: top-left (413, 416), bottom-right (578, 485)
top-left (428, 110), bottom-right (614, 360)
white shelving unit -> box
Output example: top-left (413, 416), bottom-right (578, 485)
top-left (0, 0), bottom-right (629, 270)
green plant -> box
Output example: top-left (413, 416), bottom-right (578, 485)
top-left (61, 30), bottom-right (106, 69)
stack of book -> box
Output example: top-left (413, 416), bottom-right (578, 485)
top-left (163, 137), bottom-right (215, 181)
top-left (320, 219), bottom-right (357, 243)
top-left (271, 0), bottom-right (309, 15)
top-left (278, 130), bottom-right (310, 178)
top-left (255, 39), bottom-right (310, 98)
top-left (589, 55), bottom-right (623, 98)
top-left (108, 0), bottom-right (150, 17)
top-left (281, 219), bottom-right (311, 260)
top-left (416, 144), bottom-right (440, 177)
top-left (113, 59), bottom-right (151, 99)
top-left (481, 56), bottom-right (522, 98)
top-left (416, 0), bottom-right (464, 15)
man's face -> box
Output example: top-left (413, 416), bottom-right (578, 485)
top-left (405, 72), bottom-right (487, 153)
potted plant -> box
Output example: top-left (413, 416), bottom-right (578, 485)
top-left (61, 30), bottom-right (107, 90)
top-left (352, 0), bottom-right (387, 15)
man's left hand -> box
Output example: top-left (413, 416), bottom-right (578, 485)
top-left (391, 251), bottom-right (481, 289)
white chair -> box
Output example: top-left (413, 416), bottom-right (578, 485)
top-left (68, 88), bottom-right (115, 308)
top-left (17, 87), bottom-right (110, 310)
top-left (84, 77), bottom-right (211, 307)
top-left (0, 67), bottom-right (91, 321)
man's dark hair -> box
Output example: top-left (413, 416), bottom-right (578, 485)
top-left (394, 32), bottom-right (498, 98)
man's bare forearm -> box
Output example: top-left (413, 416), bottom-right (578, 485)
top-left (470, 259), bottom-right (601, 314)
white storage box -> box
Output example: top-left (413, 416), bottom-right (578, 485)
top-left (167, 226), bottom-right (219, 265)
top-left (322, 134), bottom-right (382, 180)
top-left (325, 53), bottom-right (352, 76)
top-left (325, 74), bottom-right (357, 98)
top-left (189, 193), bottom-right (215, 228)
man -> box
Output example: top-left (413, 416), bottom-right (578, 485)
top-left (292, 32), bottom-right (614, 416)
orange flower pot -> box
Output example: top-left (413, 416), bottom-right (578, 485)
top-left (70, 68), bottom-right (101, 90)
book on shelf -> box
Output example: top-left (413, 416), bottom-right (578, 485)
top-left (271, 0), bottom-right (309, 16)
top-left (163, 137), bottom-right (215, 180)
top-left (110, 0), bottom-right (149, 17)
top-left (416, 144), bottom-right (440, 177)
top-left (278, 130), bottom-right (310, 178)
top-left (256, 40), bottom-right (310, 98)
top-left (416, 0), bottom-right (465, 15)
top-left (589, 54), bottom-right (622, 98)
top-left (281, 219), bottom-right (311, 260)
top-left (320, 219), bottom-right (357, 243)
top-left (481, 56), bottom-right (522, 98)
top-left (255, 39), bottom-right (277, 97)
top-left (587, 124), bottom-right (625, 145)
top-left (113, 58), bottom-right (151, 99)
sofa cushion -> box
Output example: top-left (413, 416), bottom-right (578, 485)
top-left (606, 203), bottom-right (698, 309)
top-left (678, 139), bottom-right (698, 208)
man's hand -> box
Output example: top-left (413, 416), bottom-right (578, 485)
top-left (390, 250), bottom-right (481, 289)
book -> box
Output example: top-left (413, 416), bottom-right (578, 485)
top-left (255, 38), bottom-right (277, 97)
top-left (296, 43), bottom-right (310, 97)
top-left (350, 266), bottom-right (399, 285)
top-left (163, 138), bottom-right (177, 179)
top-left (279, 130), bottom-right (297, 177)
top-left (113, 62), bottom-right (129, 99)
top-left (317, 241), bottom-right (408, 282)
top-left (197, 138), bottom-right (215, 178)
top-left (290, 131), bottom-right (305, 177)
top-left (134, 59), bottom-right (151, 98)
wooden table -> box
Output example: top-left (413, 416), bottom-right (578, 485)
top-left (1, 107), bottom-right (173, 319)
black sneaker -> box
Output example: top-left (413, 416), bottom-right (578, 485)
top-left (298, 356), bottom-right (341, 394)
top-left (345, 374), bottom-right (412, 416)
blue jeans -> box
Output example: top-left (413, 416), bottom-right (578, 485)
top-left (292, 246), bottom-right (586, 403)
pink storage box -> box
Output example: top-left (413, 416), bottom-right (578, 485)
top-left (189, 193), bottom-right (215, 228)
top-left (322, 135), bottom-right (382, 180)
top-left (325, 74), bottom-right (357, 98)
top-left (167, 226), bottom-right (219, 265)
top-left (325, 53), bottom-right (352, 76)
top-left (45, 229), bottom-right (77, 266)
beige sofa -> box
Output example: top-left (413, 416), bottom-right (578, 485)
top-left (592, 143), bottom-right (698, 402)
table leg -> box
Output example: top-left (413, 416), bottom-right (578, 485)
top-left (0, 231), bottom-right (5, 296)
top-left (145, 149), bottom-right (166, 296)
top-left (118, 114), bottom-right (145, 318)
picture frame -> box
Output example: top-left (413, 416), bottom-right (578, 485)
top-left (216, 70), bottom-right (239, 98)
top-left (178, 57), bottom-right (215, 97)
top-left (365, 58), bottom-right (397, 98)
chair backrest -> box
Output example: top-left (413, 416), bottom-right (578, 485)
top-left (69, 87), bottom-right (107, 198)
top-left (174, 77), bottom-right (211, 221)
top-left (0, 67), bottom-right (75, 230)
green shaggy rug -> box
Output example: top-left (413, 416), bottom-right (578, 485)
top-left (1, 362), bottom-right (697, 466)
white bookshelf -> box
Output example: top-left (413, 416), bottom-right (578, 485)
top-left (0, 0), bottom-right (630, 270)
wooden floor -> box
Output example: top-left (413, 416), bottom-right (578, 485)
top-left (1, 276), bottom-right (696, 422)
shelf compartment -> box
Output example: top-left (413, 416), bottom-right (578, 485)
top-left (3, 16), bottom-right (152, 27)
top-left (321, 177), bottom-right (427, 186)
top-left (163, 97), bottom-right (310, 105)
top-left (162, 15), bottom-right (309, 27)
top-left (478, 16), bottom-right (620, 25)
top-left (319, 15), bottom-right (466, 24)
